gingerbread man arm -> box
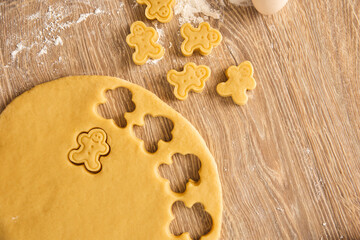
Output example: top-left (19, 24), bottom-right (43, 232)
top-left (98, 141), bottom-right (110, 155)
top-left (180, 23), bottom-right (195, 56)
top-left (68, 133), bottom-right (88, 164)
top-left (146, 30), bottom-right (164, 57)
top-left (127, 34), bottom-right (144, 63)
top-left (147, 29), bottom-right (159, 44)
top-left (167, 70), bottom-right (186, 99)
top-left (79, 134), bottom-right (91, 146)
top-left (126, 34), bottom-right (137, 48)
top-left (244, 76), bottom-right (257, 90)
top-left (216, 81), bottom-right (234, 97)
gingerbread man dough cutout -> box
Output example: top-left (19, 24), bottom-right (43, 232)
top-left (126, 21), bottom-right (164, 65)
top-left (180, 22), bottom-right (222, 57)
top-left (217, 61), bottom-right (257, 105)
top-left (137, 0), bottom-right (175, 23)
top-left (69, 128), bottom-right (110, 173)
top-left (167, 62), bottom-right (211, 100)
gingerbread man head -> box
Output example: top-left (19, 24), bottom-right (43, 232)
top-left (207, 30), bottom-right (221, 44)
top-left (91, 130), bottom-right (106, 143)
top-left (158, 5), bottom-right (170, 18)
top-left (132, 23), bottom-right (145, 36)
top-left (195, 66), bottom-right (209, 78)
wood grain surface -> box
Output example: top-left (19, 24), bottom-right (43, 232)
top-left (1, 0), bottom-right (360, 239)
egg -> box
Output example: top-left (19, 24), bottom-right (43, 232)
top-left (252, 0), bottom-right (289, 15)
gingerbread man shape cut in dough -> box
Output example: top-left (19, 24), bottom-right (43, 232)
top-left (167, 62), bottom-right (211, 100)
top-left (137, 0), bottom-right (175, 23)
top-left (217, 61), bottom-right (257, 105)
top-left (126, 21), bottom-right (164, 65)
top-left (180, 22), bottom-right (222, 57)
top-left (69, 128), bottom-right (110, 173)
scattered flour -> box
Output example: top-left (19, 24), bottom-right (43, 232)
top-left (77, 13), bottom-right (92, 23)
top-left (174, 0), bottom-right (221, 25)
top-left (77, 8), bottom-right (103, 23)
top-left (94, 8), bottom-right (103, 14)
top-left (54, 36), bottom-right (63, 46)
top-left (28, 12), bottom-right (40, 20)
top-left (147, 58), bottom-right (162, 65)
top-left (229, 0), bottom-right (253, 6)
top-left (156, 28), bottom-right (164, 39)
top-left (153, 22), bottom-right (165, 45)
top-left (9, 3), bottom-right (106, 63)
top-left (11, 43), bottom-right (27, 60)
top-left (38, 46), bottom-right (47, 56)
top-left (156, 28), bottom-right (165, 45)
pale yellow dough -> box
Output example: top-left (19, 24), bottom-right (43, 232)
top-left (0, 76), bottom-right (222, 240)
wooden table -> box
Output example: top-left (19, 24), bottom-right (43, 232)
top-left (1, 0), bottom-right (360, 239)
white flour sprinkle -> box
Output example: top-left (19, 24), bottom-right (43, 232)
top-left (11, 43), bottom-right (27, 60)
top-left (54, 36), bottom-right (63, 46)
top-left (157, 28), bottom-right (164, 39)
top-left (147, 57), bottom-right (163, 65)
top-left (38, 46), bottom-right (47, 56)
top-left (9, 4), bottom-right (106, 63)
top-left (94, 8), bottom-right (103, 14)
top-left (77, 8), bottom-right (103, 23)
top-left (116, 2), bottom-right (125, 14)
top-left (153, 22), bottom-right (165, 45)
top-left (77, 13), bottom-right (92, 23)
top-left (28, 12), bottom-right (40, 20)
top-left (174, 0), bottom-right (221, 25)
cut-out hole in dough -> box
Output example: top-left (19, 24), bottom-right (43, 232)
top-left (170, 201), bottom-right (213, 240)
top-left (97, 87), bottom-right (136, 128)
top-left (133, 115), bottom-right (174, 153)
top-left (159, 153), bottom-right (201, 193)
